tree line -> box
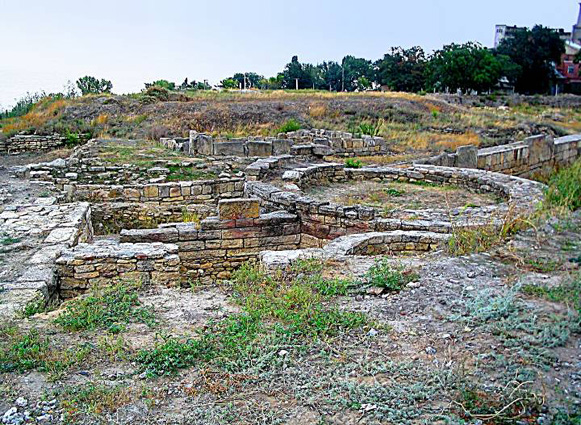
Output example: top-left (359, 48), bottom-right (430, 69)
top-left (221, 25), bottom-right (565, 95)
top-left (0, 24), bottom-right (569, 118)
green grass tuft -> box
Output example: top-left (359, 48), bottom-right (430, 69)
top-left (54, 282), bottom-right (156, 333)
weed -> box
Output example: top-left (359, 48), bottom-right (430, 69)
top-left (521, 273), bottom-right (581, 314)
top-left (21, 295), bottom-right (49, 318)
top-left (344, 158), bottom-right (362, 168)
top-left (276, 119), bottom-right (301, 133)
top-left (136, 312), bottom-right (261, 377)
top-left (59, 383), bottom-right (131, 422)
top-left (54, 282), bottom-right (156, 333)
top-left (525, 258), bottom-right (560, 273)
top-left (181, 208), bottom-right (200, 225)
top-left (0, 235), bottom-right (20, 246)
top-left (0, 328), bottom-right (89, 375)
top-left (447, 208), bottom-right (527, 256)
top-left (365, 258), bottom-right (417, 291)
top-left (545, 158), bottom-right (581, 212)
top-left (384, 186), bottom-right (405, 196)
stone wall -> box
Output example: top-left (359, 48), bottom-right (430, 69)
top-left (67, 177), bottom-right (245, 204)
top-left (91, 202), bottom-right (214, 235)
top-left (56, 199), bottom-right (302, 292)
top-left (161, 129), bottom-right (389, 158)
top-left (0, 200), bottom-right (92, 315)
top-left (0, 134), bottom-right (67, 154)
top-left (260, 230), bottom-right (450, 270)
top-left (416, 134), bottom-right (581, 177)
top-left (56, 241), bottom-right (180, 298)
top-left (246, 164), bottom-right (544, 247)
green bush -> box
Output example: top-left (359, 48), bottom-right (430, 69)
top-left (365, 258), bottom-right (416, 291)
top-left (276, 119), bottom-right (301, 133)
top-left (344, 158), bottom-right (363, 168)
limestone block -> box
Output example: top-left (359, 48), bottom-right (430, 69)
top-left (456, 145), bottom-right (478, 169)
top-left (218, 198), bottom-right (260, 220)
top-left (272, 139), bottom-right (294, 155)
top-left (246, 141), bottom-right (272, 157)
top-left (213, 141), bottom-right (246, 156)
top-left (525, 134), bottom-right (554, 166)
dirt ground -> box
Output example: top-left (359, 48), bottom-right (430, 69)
top-left (1, 147), bottom-right (580, 424)
top-left (1, 213), bottom-right (579, 424)
top-left (305, 180), bottom-right (501, 216)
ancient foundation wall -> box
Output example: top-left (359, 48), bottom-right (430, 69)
top-left (56, 199), bottom-right (302, 294)
top-left (417, 134), bottom-right (581, 177)
top-left (0, 134), bottom-right (68, 154)
top-left (246, 164), bottom-right (544, 247)
top-left (90, 202), bottom-right (214, 235)
top-left (66, 178), bottom-right (245, 204)
top-left (161, 129), bottom-right (389, 158)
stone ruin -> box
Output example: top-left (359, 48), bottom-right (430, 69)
top-left (1, 130), bottom-right (579, 317)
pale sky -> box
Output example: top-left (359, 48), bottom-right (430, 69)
top-left (0, 0), bottom-right (577, 109)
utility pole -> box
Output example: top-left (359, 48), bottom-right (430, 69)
top-left (341, 65), bottom-right (345, 92)
top-left (295, 78), bottom-right (299, 90)
top-left (243, 73), bottom-right (247, 90)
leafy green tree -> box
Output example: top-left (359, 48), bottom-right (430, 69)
top-left (259, 74), bottom-right (284, 89)
top-left (220, 78), bottom-right (238, 89)
top-left (341, 56), bottom-right (374, 91)
top-left (376, 46), bottom-right (427, 92)
top-left (426, 42), bottom-right (508, 93)
top-left (282, 56), bottom-right (313, 89)
top-left (319, 61), bottom-right (342, 91)
top-left (304, 64), bottom-right (326, 89)
top-left (144, 80), bottom-right (175, 90)
top-left (76, 76), bottom-right (113, 95)
top-left (496, 25), bottom-right (565, 93)
top-left (230, 72), bottom-right (264, 89)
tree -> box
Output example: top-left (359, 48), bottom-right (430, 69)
top-left (496, 25), bottom-right (565, 94)
top-left (320, 61), bottom-right (342, 91)
top-left (144, 80), bottom-right (175, 90)
top-left (282, 56), bottom-right (312, 89)
top-left (76, 76), bottom-right (113, 95)
top-left (230, 72), bottom-right (264, 89)
top-left (220, 78), bottom-right (238, 89)
top-left (259, 74), bottom-right (284, 90)
top-left (341, 56), bottom-right (374, 91)
top-left (426, 42), bottom-right (508, 93)
top-left (376, 46), bottom-right (427, 92)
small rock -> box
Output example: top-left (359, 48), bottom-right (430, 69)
top-left (406, 281), bottom-right (420, 289)
top-left (467, 271), bottom-right (476, 278)
top-left (278, 350), bottom-right (289, 357)
top-left (367, 328), bottom-right (379, 337)
top-left (366, 286), bottom-right (384, 296)
top-left (14, 398), bottom-right (26, 408)
top-left (425, 346), bottom-right (437, 355)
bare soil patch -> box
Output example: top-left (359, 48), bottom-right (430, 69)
top-left (306, 180), bottom-right (501, 215)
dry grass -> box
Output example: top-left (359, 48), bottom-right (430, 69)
top-left (1, 98), bottom-right (67, 134)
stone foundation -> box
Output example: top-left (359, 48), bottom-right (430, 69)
top-left (416, 134), bottom-right (581, 177)
top-left (0, 134), bottom-right (68, 154)
top-left (161, 128), bottom-right (389, 158)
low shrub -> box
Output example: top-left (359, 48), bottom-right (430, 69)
top-left (344, 158), bottom-right (363, 168)
top-left (276, 118), bottom-right (301, 133)
top-left (365, 258), bottom-right (417, 291)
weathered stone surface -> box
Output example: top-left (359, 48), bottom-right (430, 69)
top-left (218, 198), bottom-right (260, 220)
top-left (246, 141), bottom-right (272, 157)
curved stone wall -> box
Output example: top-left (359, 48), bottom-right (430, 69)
top-left (246, 163), bottom-right (544, 246)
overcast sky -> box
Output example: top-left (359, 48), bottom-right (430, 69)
top-left (0, 0), bottom-right (577, 109)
